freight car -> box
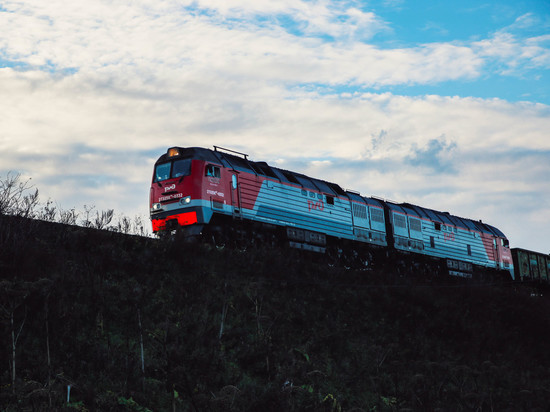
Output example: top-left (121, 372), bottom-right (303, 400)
top-left (150, 146), bottom-right (514, 280)
top-left (512, 248), bottom-right (550, 283)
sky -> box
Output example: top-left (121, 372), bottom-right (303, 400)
top-left (1, 0), bottom-right (549, 253)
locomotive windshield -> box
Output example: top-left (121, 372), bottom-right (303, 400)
top-left (154, 158), bottom-right (192, 182)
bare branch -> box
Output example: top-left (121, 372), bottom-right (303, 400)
top-left (0, 172), bottom-right (39, 217)
top-left (94, 209), bottom-right (114, 230)
top-left (39, 199), bottom-right (58, 222)
top-left (59, 207), bottom-right (79, 225)
top-left (81, 205), bottom-right (95, 228)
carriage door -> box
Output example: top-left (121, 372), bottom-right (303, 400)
top-left (230, 172), bottom-right (242, 218)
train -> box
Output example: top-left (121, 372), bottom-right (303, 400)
top-left (149, 145), bottom-right (550, 282)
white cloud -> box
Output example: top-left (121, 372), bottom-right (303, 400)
top-left (189, 0), bottom-right (389, 41)
top-left (473, 13), bottom-right (550, 74)
top-left (0, 1), bottom-right (549, 252)
top-left (0, 0), bottom-right (488, 88)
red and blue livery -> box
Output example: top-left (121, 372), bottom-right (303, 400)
top-left (150, 146), bottom-right (514, 280)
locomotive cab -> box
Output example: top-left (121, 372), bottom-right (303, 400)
top-left (150, 146), bottom-right (242, 235)
top-left (150, 147), bottom-right (209, 234)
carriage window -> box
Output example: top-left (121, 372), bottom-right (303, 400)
top-left (154, 163), bottom-right (171, 182)
top-left (434, 222), bottom-right (441, 231)
top-left (326, 195), bottom-right (335, 205)
top-left (172, 159), bottom-right (192, 178)
top-left (154, 159), bottom-right (192, 182)
top-left (205, 165), bottom-right (221, 178)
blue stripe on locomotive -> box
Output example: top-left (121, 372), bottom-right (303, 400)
top-left (235, 176), bottom-right (387, 246)
top-left (247, 179), bottom-right (355, 239)
top-left (203, 149), bottom-right (387, 247)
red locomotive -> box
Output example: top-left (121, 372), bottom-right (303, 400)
top-left (151, 146), bottom-right (517, 280)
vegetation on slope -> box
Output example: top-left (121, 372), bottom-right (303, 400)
top-left (2, 214), bottom-right (550, 411)
top-left (1, 173), bottom-right (550, 411)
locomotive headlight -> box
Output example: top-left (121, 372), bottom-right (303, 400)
top-left (180, 196), bottom-right (191, 205)
top-left (151, 203), bottom-right (162, 212)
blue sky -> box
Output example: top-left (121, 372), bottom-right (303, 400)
top-left (0, 0), bottom-right (549, 252)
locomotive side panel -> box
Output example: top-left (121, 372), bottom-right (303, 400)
top-left (247, 178), bottom-right (355, 240)
top-left (202, 160), bottom-right (357, 244)
top-left (386, 202), bottom-right (513, 278)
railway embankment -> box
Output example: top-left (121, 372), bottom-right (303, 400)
top-left (1, 215), bottom-right (550, 411)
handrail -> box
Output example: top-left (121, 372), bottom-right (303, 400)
top-left (213, 145), bottom-right (248, 160)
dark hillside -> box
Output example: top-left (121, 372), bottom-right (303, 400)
top-left (2, 215), bottom-right (550, 411)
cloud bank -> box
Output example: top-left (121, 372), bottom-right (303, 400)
top-left (0, 0), bottom-right (549, 252)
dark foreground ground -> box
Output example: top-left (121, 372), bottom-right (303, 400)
top-left (1, 215), bottom-right (550, 411)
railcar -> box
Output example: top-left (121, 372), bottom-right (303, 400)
top-left (512, 248), bottom-right (550, 283)
top-left (150, 146), bottom-right (514, 280)
top-left (384, 201), bottom-right (513, 279)
top-left (150, 146), bottom-right (387, 251)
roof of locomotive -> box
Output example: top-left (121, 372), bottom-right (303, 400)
top-left (158, 146), bottom-right (349, 197)
top-left (204, 147), bottom-right (388, 206)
